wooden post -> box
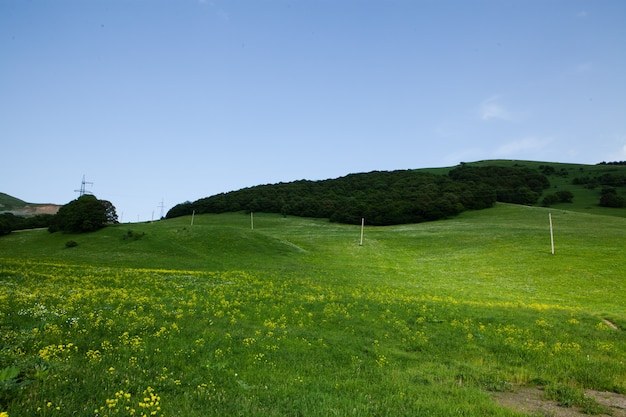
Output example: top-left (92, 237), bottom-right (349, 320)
top-left (251, 211), bottom-right (254, 230)
top-left (549, 212), bottom-right (555, 255)
top-left (359, 218), bottom-right (365, 246)
top-left (191, 210), bottom-right (195, 226)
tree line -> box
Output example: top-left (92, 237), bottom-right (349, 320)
top-left (0, 213), bottom-right (55, 236)
top-left (1, 195), bottom-right (118, 235)
top-left (166, 165), bottom-right (550, 225)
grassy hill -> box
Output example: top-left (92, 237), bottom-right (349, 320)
top-left (167, 159), bottom-right (626, 224)
top-left (421, 160), bottom-right (626, 218)
top-left (0, 192), bottom-right (28, 211)
top-left (465, 160), bottom-right (626, 217)
top-left (0, 192), bottom-right (60, 216)
top-left (1, 203), bottom-right (625, 416)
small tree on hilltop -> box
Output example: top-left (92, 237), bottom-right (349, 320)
top-left (49, 195), bottom-right (118, 233)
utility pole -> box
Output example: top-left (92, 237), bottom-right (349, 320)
top-left (74, 175), bottom-right (93, 197)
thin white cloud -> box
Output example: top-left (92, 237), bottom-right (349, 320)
top-left (576, 11), bottom-right (588, 18)
top-left (480, 95), bottom-right (513, 121)
top-left (492, 136), bottom-right (552, 158)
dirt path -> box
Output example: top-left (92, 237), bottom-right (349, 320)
top-left (494, 386), bottom-right (626, 417)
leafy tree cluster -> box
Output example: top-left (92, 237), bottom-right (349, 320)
top-left (572, 173), bottom-right (626, 188)
top-left (167, 165), bottom-right (549, 226)
top-left (539, 164), bottom-right (569, 177)
top-left (447, 165), bottom-right (550, 205)
top-left (597, 161), bottom-right (626, 166)
top-left (599, 188), bottom-right (626, 208)
top-left (542, 190), bottom-right (574, 207)
top-left (0, 213), bottom-right (55, 236)
top-left (48, 195), bottom-right (118, 233)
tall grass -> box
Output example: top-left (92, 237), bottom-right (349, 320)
top-left (1, 203), bottom-right (624, 416)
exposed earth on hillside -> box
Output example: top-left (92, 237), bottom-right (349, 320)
top-left (493, 386), bottom-right (626, 416)
top-left (2, 204), bottom-right (60, 216)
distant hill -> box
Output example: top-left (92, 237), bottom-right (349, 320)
top-left (0, 192), bottom-right (61, 216)
top-left (166, 160), bottom-right (553, 225)
top-left (167, 160), bottom-right (626, 225)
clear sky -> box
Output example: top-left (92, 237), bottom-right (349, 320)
top-left (2, 0), bottom-right (625, 222)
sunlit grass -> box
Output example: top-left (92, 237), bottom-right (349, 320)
top-left (1, 203), bottom-right (625, 415)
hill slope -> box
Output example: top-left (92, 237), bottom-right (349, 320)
top-left (0, 192), bottom-right (60, 215)
top-left (167, 161), bottom-right (553, 225)
top-left (1, 204), bottom-right (625, 416)
top-left (2, 204), bottom-right (625, 315)
top-left (167, 160), bottom-right (626, 224)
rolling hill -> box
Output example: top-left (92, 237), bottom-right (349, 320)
top-left (1, 156), bottom-right (626, 417)
top-left (0, 203), bottom-right (625, 416)
top-left (167, 160), bottom-right (626, 223)
top-left (0, 192), bottom-right (60, 216)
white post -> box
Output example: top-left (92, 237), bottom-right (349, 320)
top-left (191, 210), bottom-right (195, 226)
top-left (251, 211), bottom-right (254, 230)
top-left (359, 218), bottom-right (365, 246)
top-left (549, 212), bottom-right (555, 255)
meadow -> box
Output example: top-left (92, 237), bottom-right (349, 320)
top-left (1, 203), bottom-right (625, 416)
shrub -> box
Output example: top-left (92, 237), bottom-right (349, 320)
top-left (555, 190), bottom-right (574, 203)
top-left (599, 188), bottom-right (626, 208)
top-left (541, 194), bottom-right (560, 207)
top-left (123, 230), bottom-right (145, 241)
top-left (65, 240), bottom-right (78, 248)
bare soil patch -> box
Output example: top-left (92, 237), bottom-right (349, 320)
top-left (493, 386), bottom-right (626, 417)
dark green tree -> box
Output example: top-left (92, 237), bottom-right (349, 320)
top-left (49, 195), bottom-right (118, 233)
top-left (0, 214), bottom-right (13, 236)
top-left (555, 190), bottom-right (574, 203)
top-left (599, 188), bottom-right (626, 208)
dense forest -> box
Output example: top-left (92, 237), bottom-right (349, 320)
top-left (167, 165), bottom-right (550, 225)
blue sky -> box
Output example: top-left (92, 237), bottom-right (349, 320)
top-left (2, 0), bottom-right (625, 222)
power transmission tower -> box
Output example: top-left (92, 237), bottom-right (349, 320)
top-left (158, 199), bottom-right (165, 219)
top-left (74, 175), bottom-right (93, 197)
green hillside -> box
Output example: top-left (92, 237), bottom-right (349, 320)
top-left (167, 160), bottom-right (626, 224)
top-left (0, 192), bottom-right (61, 219)
top-left (465, 160), bottom-right (626, 217)
top-left (0, 192), bottom-right (28, 211)
top-left (1, 203), bottom-right (625, 416)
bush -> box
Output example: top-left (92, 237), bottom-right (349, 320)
top-left (49, 195), bottom-right (118, 233)
top-left (542, 190), bottom-right (574, 206)
top-left (599, 188), bottom-right (626, 208)
top-left (123, 230), bottom-right (145, 241)
top-left (65, 240), bottom-right (78, 248)
top-left (556, 190), bottom-right (574, 203)
top-left (541, 194), bottom-right (560, 207)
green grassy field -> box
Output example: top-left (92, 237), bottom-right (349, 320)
top-left (1, 203), bottom-right (625, 416)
